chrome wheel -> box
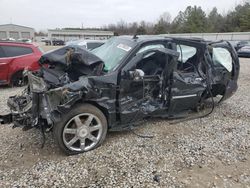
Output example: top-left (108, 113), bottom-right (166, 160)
top-left (62, 113), bottom-right (103, 152)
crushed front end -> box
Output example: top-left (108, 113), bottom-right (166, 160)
top-left (0, 45), bottom-right (104, 131)
top-left (0, 71), bottom-right (80, 132)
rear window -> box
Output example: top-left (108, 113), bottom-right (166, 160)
top-left (0, 47), bottom-right (5, 58)
top-left (1, 46), bottom-right (33, 57)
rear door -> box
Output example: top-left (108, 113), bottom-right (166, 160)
top-left (168, 39), bottom-right (208, 115)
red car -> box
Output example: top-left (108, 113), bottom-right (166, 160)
top-left (0, 42), bottom-right (42, 86)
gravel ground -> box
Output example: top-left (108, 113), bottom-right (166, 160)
top-left (0, 57), bottom-right (250, 188)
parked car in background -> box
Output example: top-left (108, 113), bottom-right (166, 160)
top-left (41, 37), bottom-right (49, 42)
top-left (17, 38), bottom-right (32, 43)
top-left (45, 38), bottom-right (65, 46)
top-left (237, 45), bottom-right (250, 58)
top-left (235, 41), bottom-right (250, 51)
top-left (0, 41), bottom-right (43, 86)
top-left (0, 38), bottom-right (16, 41)
top-left (52, 39), bottom-right (65, 46)
top-left (66, 39), bottom-right (105, 50)
top-left (43, 39), bottom-right (50, 45)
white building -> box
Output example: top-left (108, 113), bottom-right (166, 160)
top-left (0, 24), bottom-right (35, 40)
top-left (48, 29), bottom-right (114, 41)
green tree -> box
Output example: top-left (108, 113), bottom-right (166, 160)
top-left (207, 7), bottom-right (225, 32)
top-left (184, 6), bottom-right (207, 32)
top-left (238, 3), bottom-right (250, 31)
top-left (136, 22), bottom-right (147, 35)
top-left (224, 2), bottom-right (250, 32)
top-left (171, 6), bottom-right (207, 33)
top-left (171, 11), bottom-right (186, 33)
top-left (136, 26), bottom-right (146, 35)
top-left (154, 12), bottom-right (171, 34)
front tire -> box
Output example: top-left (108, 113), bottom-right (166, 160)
top-left (11, 71), bottom-right (28, 87)
top-left (53, 104), bottom-right (108, 155)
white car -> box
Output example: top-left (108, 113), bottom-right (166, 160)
top-left (17, 38), bottom-right (32, 43)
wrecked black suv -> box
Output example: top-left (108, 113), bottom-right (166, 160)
top-left (0, 36), bottom-right (239, 155)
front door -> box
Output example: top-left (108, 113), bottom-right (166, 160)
top-left (118, 48), bottom-right (179, 125)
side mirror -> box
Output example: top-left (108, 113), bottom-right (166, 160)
top-left (129, 69), bottom-right (145, 80)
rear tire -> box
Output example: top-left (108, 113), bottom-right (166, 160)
top-left (53, 103), bottom-right (108, 155)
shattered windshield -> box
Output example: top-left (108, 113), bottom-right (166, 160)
top-left (92, 37), bottom-right (136, 72)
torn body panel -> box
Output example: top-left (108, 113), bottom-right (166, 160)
top-left (207, 41), bottom-right (239, 101)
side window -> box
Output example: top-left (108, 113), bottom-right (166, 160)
top-left (2, 46), bottom-right (33, 57)
top-left (212, 47), bottom-right (232, 72)
top-left (176, 44), bottom-right (198, 72)
top-left (137, 44), bottom-right (165, 54)
top-left (0, 47), bottom-right (6, 58)
top-left (177, 45), bottom-right (197, 63)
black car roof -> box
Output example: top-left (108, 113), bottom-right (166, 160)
top-left (114, 35), bottom-right (207, 46)
top-left (115, 35), bottom-right (171, 43)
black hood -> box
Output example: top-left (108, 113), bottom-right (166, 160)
top-left (39, 45), bottom-right (104, 67)
top-left (39, 45), bottom-right (104, 80)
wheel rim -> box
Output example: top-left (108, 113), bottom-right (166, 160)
top-left (62, 113), bottom-right (103, 152)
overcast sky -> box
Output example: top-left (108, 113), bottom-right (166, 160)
top-left (0, 0), bottom-right (244, 31)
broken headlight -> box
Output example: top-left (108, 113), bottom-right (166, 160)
top-left (27, 72), bottom-right (47, 93)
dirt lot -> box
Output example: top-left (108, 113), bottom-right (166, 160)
top-left (0, 46), bottom-right (249, 187)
